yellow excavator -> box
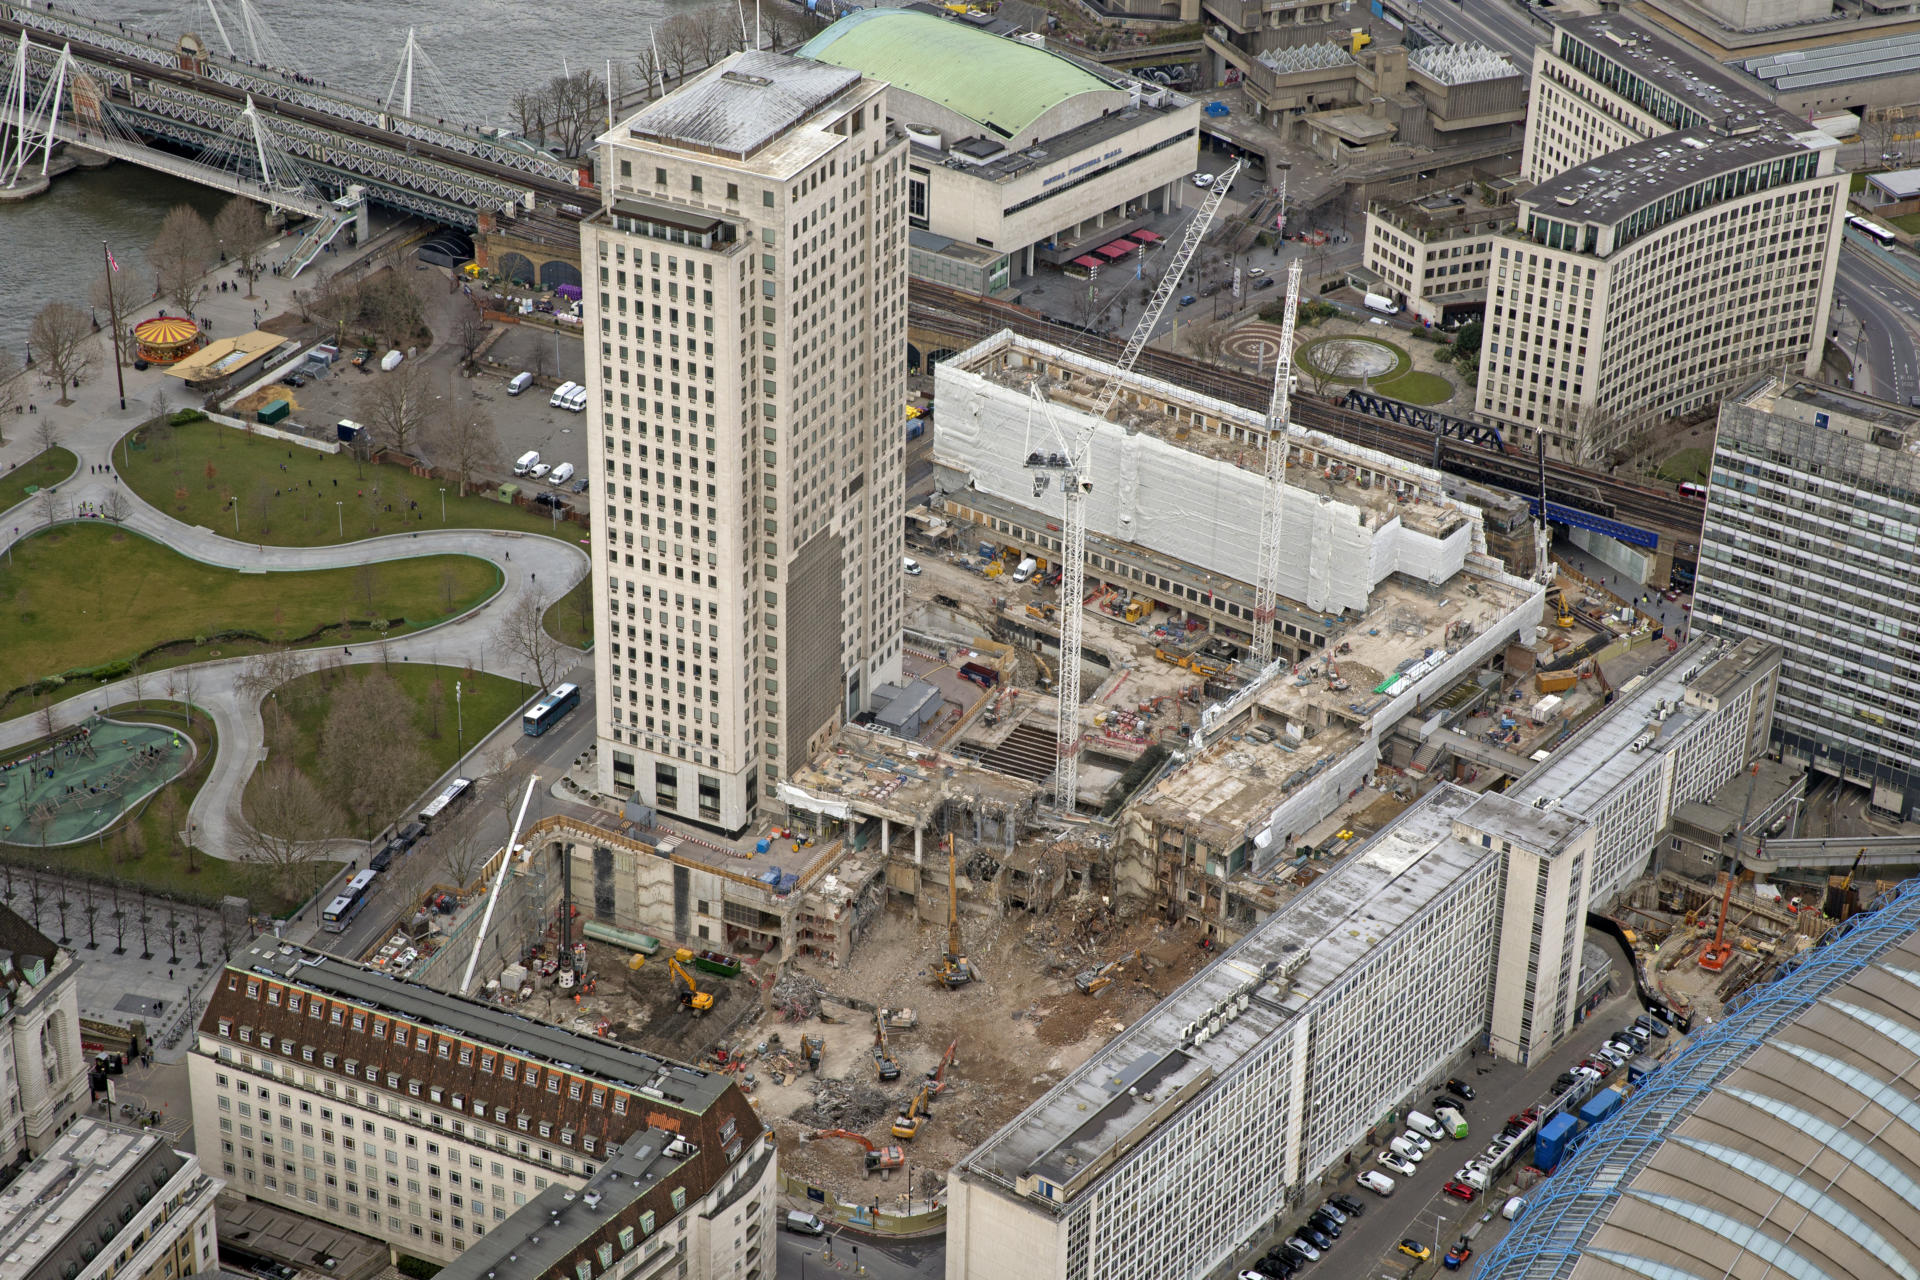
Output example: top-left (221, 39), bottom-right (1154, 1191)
top-left (892, 1086), bottom-right (932, 1140)
top-left (933, 835), bottom-right (976, 988)
top-left (871, 1023), bottom-right (901, 1081)
top-left (669, 957), bottom-right (713, 1011)
top-left (1074, 948), bottom-right (1143, 995)
top-left (1547, 588), bottom-right (1575, 629)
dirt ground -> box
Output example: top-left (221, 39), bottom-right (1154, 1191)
top-left (741, 906), bottom-right (1211, 1203)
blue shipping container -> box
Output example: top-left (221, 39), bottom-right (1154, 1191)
top-left (1577, 1088), bottom-right (1624, 1128)
top-left (1535, 1114), bottom-right (1579, 1173)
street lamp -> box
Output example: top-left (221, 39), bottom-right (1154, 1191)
top-left (439, 486), bottom-right (447, 522)
top-left (335, 500), bottom-right (344, 538)
top-left (455, 680), bottom-right (464, 756)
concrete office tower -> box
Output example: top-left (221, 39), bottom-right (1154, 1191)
top-left (1694, 378), bottom-right (1920, 820)
top-left (1476, 16), bottom-right (1845, 462)
top-left (580, 52), bottom-right (908, 835)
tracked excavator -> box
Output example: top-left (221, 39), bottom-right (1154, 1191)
top-left (669, 957), bottom-right (713, 1011)
top-left (811, 1129), bottom-right (906, 1175)
top-left (933, 834), bottom-right (976, 988)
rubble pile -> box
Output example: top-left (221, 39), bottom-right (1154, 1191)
top-left (791, 1077), bottom-right (895, 1131)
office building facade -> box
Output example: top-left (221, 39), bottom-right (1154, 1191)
top-left (1693, 378), bottom-right (1920, 819)
top-left (0, 905), bottom-right (88, 1171)
top-left (1476, 16), bottom-right (1844, 461)
top-left (189, 936), bottom-right (775, 1276)
top-left (582, 51), bottom-right (908, 835)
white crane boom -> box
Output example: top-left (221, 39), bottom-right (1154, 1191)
top-left (1036, 158), bottom-right (1244, 813)
top-left (1251, 259), bottom-right (1303, 663)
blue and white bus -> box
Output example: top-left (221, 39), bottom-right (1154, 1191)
top-left (417, 777), bottom-right (473, 825)
top-left (321, 870), bottom-right (379, 933)
top-left (523, 683), bottom-right (581, 737)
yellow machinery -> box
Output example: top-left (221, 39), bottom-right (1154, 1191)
top-left (1124, 598), bottom-right (1149, 623)
top-left (984, 559), bottom-right (1004, 579)
top-left (1547, 589), bottom-right (1575, 629)
top-left (892, 1086), bottom-right (932, 1140)
top-left (1074, 949), bottom-right (1142, 995)
top-left (626, 952), bottom-right (648, 970)
top-left (669, 957), bottom-right (713, 1011)
top-left (800, 1035), bottom-right (823, 1074)
top-left (1026, 601), bottom-right (1057, 622)
top-left (933, 835), bottom-right (976, 988)
top-left (872, 1024), bottom-right (901, 1080)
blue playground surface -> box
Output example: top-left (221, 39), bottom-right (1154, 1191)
top-left (0, 718), bottom-right (194, 846)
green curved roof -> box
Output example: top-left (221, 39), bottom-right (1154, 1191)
top-left (797, 8), bottom-right (1113, 140)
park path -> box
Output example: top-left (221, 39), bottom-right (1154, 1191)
top-left (0, 232), bottom-right (587, 867)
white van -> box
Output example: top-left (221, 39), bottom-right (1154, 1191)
top-left (1388, 1136), bottom-right (1424, 1163)
top-left (1407, 1110), bottom-right (1444, 1141)
top-left (1011, 556), bottom-right (1039, 583)
top-left (1502, 1196), bottom-right (1527, 1221)
top-left (565, 386), bottom-right (588, 413)
top-left (550, 380), bottom-right (577, 408)
top-left (782, 1211), bottom-right (827, 1236)
top-left (549, 462), bottom-right (575, 486)
top-left (1363, 292), bottom-right (1401, 315)
top-left (513, 451), bottom-right (540, 476)
top-left (1357, 1170), bottom-right (1395, 1197)
top-left (507, 371), bottom-right (533, 396)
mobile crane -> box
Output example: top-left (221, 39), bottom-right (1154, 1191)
top-left (892, 1086), bottom-right (933, 1140)
top-left (1696, 873), bottom-right (1736, 972)
top-left (669, 956), bottom-right (714, 1011)
top-left (933, 834), bottom-right (976, 988)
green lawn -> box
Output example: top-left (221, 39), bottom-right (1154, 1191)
top-left (1889, 212), bottom-right (1920, 236)
top-left (118, 417), bottom-right (579, 547)
top-left (1297, 334), bottom-right (1412, 385)
top-left (1656, 447), bottom-right (1713, 484)
top-left (248, 664), bottom-right (531, 839)
top-left (1376, 370), bottom-right (1456, 405)
top-left (0, 524), bottom-right (500, 711)
top-left (544, 576), bottom-right (594, 649)
top-left (1850, 173), bottom-right (1869, 194)
top-left (0, 701), bottom-right (330, 916)
top-left (0, 447), bottom-right (79, 512)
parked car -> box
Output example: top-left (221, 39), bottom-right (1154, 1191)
top-left (1192, 172), bottom-right (1215, 187)
top-left (1306, 1212), bottom-right (1341, 1239)
top-left (1377, 1151), bottom-right (1415, 1176)
top-left (1403, 1130), bottom-right (1432, 1155)
top-left (1398, 1241), bottom-right (1431, 1261)
top-left (1484, 1140), bottom-right (1511, 1162)
top-left (1260, 1254), bottom-right (1300, 1279)
top-left (1179, 295), bottom-right (1197, 308)
top-left (1638, 1014), bottom-right (1670, 1039)
top-left (1553, 1072), bottom-right (1580, 1093)
top-left (283, 372), bottom-right (307, 388)
top-left (1316, 1200), bottom-right (1349, 1224)
top-left (1253, 275), bottom-right (1277, 290)
top-left (782, 1211), bottom-right (827, 1235)
top-left (1298, 1225), bottom-right (1332, 1251)
top-left (571, 477), bottom-right (590, 494)
top-left (903, 556), bottom-right (923, 576)
top-left (1443, 1180), bottom-right (1478, 1202)
top-left (1282, 1238), bottom-right (1320, 1263)
top-left (1446, 1078), bottom-right (1476, 1101)
top-left (1200, 283), bottom-right (1221, 298)
top-left (529, 462), bottom-right (551, 480)
top-left (1328, 1193), bottom-right (1364, 1217)
top-left (350, 348), bottom-right (372, 368)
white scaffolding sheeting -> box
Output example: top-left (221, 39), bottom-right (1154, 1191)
top-left (935, 354), bottom-right (1472, 616)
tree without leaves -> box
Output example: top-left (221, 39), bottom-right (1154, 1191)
top-left (510, 88), bottom-right (549, 145)
top-left (495, 592), bottom-right (562, 691)
top-left (29, 302), bottom-right (97, 406)
top-left (90, 262), bottom-right (150, 344)
top-left (427, 393), bottom-right (502, 497)
top-left (236, 647), bottom-right (311, 707)
top-left (312, 273), bottom-right (361, 349)
top-left (631, 46), bottom-right (662, 100)
top-left (33, 418), bottom-right (59, 455)
top-left (0, 347), bottom-right (21, 437)
top-left (150, 204), bottom-right (218, 318)
top-left (658, 15), bottom-right (700, 80)
top-left (316, 668), bottom-right (427, 841)
top-left (454, 302), bottom-right (489, 368)
top-left (354, 362), bottom-right (434, 459)
top-left (213, 197), bottom-right (273, 299)
top-left (238, 759), bottom-right (342, 898)
top-left (691, 6), bottom-right (741, 65)
top-left (544, 69), bottom-right (608, 159)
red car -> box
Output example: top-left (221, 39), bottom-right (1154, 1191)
top-left (1443, 1180), bottom-right (1478, 1203)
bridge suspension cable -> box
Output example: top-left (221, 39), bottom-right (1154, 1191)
top-left (0, 29), bottom-right (74, 188)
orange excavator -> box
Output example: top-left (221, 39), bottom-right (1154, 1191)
top-left (1697, 874), bottom-right (1736, 972)
top-left (812, 1129), bottom-right (906, 1175)
top-left (925, 1039), bottom-right (958, 1094)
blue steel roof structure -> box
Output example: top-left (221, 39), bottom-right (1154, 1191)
top-left (1476, 876), bottom-right (1920, 1280)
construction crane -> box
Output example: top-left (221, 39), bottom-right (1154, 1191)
top-left (1027, 157), bottom-right (1245, 813)
top-left (892, 1086), bottom-right (933, 1140)
top-left (872, 1023), bottom-right (901, 1080)
top-left (810, 1129), bottom-right (906, 1175)
top-left (934, 833), bottom-right (976, 988)
top-left (1074, 948), bottom-right (1143, 995)
top-left (668, 957), bottom-right (713, 1011)
top-left (1250, 259), bottom-right (1303, 664)
top-left (1697, 873), bottom-right (1736, 972)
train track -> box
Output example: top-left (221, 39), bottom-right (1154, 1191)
top-left (909, 281), bottom-right (1707, 545)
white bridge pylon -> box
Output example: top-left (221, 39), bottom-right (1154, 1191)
top-left (1, 29), bottom-right (75, 188)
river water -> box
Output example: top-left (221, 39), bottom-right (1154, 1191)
top-left (0, 0), bottom-right (682, 355)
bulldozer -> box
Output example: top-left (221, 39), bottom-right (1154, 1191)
top-left (1074, 949), bottom-right (1143, 995)
top-left (892, 1086), bottom-right (932, 1140)
top-left (811, 1129), bottom-right (906, 1175)
top-left (933, 835), bottom-right (977, 988)
top-left (871, 1024), bottom-right (901, 1081)
top-left (669, 957), bottom-right (714, 1012)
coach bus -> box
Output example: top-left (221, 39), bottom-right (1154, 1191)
top-left (1847, 213), bottom-right (1897, 247)
top-left (523, 683), bottom-right (581, 737)
top-left (418, 777), bottom-right (473, 825)
top-left (321, 870), bottom-right (379, 933)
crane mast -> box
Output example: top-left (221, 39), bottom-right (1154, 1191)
top-left (1036, 158), bottom-right (1244, 813)
top-left (1251, 259), bottom-right (1303, 663)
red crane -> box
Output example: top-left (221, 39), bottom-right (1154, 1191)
top-left (1697, 874), bottom-right (1736, 972)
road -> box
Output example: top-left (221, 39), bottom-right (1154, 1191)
top-left (776, 1225), bottom-right (944, 1280)
top-left (1834, 246), bottom-right (1920, 404)
top-left (1218, 987), bottom-right (1662, 1280)
top-left (1424, 0), bottom-right (1549, 64)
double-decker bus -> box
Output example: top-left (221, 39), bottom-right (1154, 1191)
top-left (321, 870), bottom-right (379, 933)
top-left (523, 683), bottom-right (582, 737)
top-left (418, 777), bottom-right (473, 825)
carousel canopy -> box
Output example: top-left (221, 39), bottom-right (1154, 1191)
top-left (134, 315), bottom-right (199, 345)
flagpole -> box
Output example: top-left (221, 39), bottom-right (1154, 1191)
top-left (102, 240), bottom-right (126, 412)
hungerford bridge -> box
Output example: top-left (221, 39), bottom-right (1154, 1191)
top-left (1, 0), bottom-right (587, 273)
